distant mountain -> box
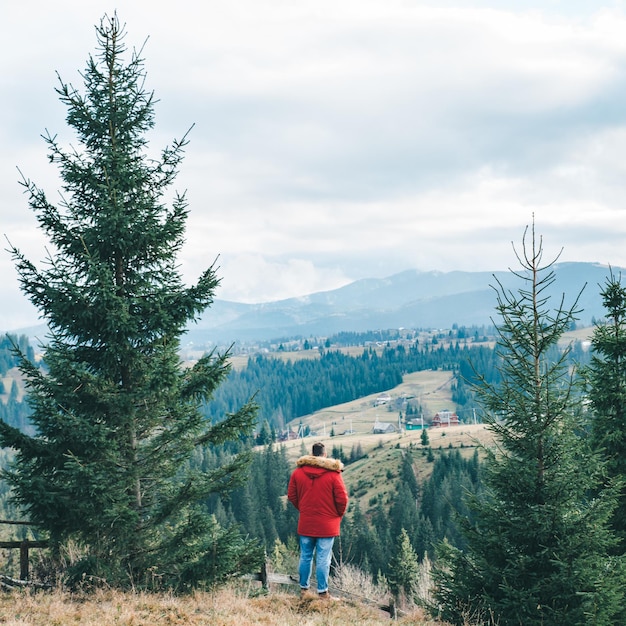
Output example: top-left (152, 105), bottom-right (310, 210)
top-left (10, 262), bottom-right (620, 346)
top-left (185, 262), bottom-right (620, 345)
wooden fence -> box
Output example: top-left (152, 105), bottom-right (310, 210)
top-left (245, 561), bottom-right (403, 619)
top-left (0, 525), bottom-right (403, 617)
top-left (0, 520), bottom-right (48, 582)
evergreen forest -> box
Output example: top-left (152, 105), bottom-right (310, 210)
top-left (0, 324), bottom-right (585, 588)
top-left (204, 339), bottom-right (502, 431)
top-left (3, 13), bottom-right (626, 626)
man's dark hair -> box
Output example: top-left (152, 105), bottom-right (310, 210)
top-left (312, 442), bottom-right (326, 457)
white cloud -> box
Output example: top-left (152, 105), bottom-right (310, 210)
top-left (3, 2), bottom-right (626, 328)
top-left (213, 255), bottom-right (352, 302)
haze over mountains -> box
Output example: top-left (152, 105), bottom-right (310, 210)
top-left (10, 262), bottom-right (619, 346)
top-left (184, 262), bottom-right (618, 344)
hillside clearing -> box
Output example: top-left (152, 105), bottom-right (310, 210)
top-left (284, 370), bottom-right (456, 441)
top-left (280, 370), bottom-right (493, 461)
top-left (274, 369), bottom-right (494, 513)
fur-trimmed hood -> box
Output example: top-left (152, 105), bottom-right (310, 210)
top-left (296, 455), bottom-right (344, 472)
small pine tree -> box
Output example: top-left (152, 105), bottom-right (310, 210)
top-left (0, 15), bottom-right (261, 589)
top-left (257, 420), bottom-right (272, 446)
top-left (432, 225), bottom-right (625, 625)
top-left (400, 450), bottom-right (419, 499)
top-left (388, 528), bottom-right (419, 608)
top-left (420, 427), bottom-right (429, 446)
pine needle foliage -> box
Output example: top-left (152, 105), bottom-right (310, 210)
top-left (388, 528), bottom-right (420, 607)
top-left (586, 271), bottom-right (626, 546)
top-left (0, 14), bottom-right (261, 589)
top-left (432, 225), bottom-right (625, 625)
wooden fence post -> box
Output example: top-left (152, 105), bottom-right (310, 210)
top-left (20, 541), bottom-right (29, 580)
top-left (389, 597), bottom-right (397, 620)
top-left (260, 559), bottom-right (269, 591)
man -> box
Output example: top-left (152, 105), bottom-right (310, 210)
top-left (287, 441), bottom-right (349, 600)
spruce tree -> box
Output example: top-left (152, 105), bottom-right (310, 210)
top-left (432, 226), bottom-right (624, 625)
top-left (0, 15), bottom-right (261, 588)
top-left (586, 271), bottom-right (626, 546)
top-left (388, 528), bottom-right (419, 607)
top-left (420, 427), bottom-right (429, 446)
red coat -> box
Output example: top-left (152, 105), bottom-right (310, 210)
top-left (287, 455), bottom-right (349, 537)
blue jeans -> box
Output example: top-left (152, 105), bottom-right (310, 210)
top-left (298, 535), bottom-right (335, 593)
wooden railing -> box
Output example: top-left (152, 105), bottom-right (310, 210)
top-left (0, 528), bottom-right (404, 617)
top-left (245, 561), bottom-right (404, 618)
top-left (0, 519), bottom-right (48, 582)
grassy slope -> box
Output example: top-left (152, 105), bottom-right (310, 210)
top-left (279, 369), bottom-right (494, 514)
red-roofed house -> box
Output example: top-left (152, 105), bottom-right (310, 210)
top-left (431, 410), bottom-right (459, 428)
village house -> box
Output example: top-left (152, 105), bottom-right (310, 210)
top-left (278, 428), bottom-right (299, 441)
top-left (431, 410), bottom-right (460, 428)
top-left (372, 420), bottom-right (396, 434)
top-left (375, 393), bottom-right (391, 406)
top-left (405, 418), bottom-right (425, 430)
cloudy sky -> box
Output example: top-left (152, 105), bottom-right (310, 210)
top-left (2, 1), bottom-right (626, 330)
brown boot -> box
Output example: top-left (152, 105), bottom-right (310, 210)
top-left (300, 588), bottom-right (315, 599)
top-left (317, 590), bottom-right (338, 601)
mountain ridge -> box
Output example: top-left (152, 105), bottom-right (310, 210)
top-left (9, 262), bottom-right (620, 345)
top-left (188, 261), bottom-right (617, 343)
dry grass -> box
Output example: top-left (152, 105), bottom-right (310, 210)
top-left (0, 584), bottom-right (446, 625)
top-left (560, 326), bottom-right (593, 344)
top-left (0, 541), bottom-right (449, 625)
